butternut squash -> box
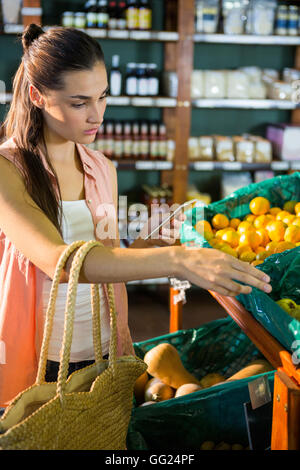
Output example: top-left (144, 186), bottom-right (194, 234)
top-left (134, 371), bottom-right (149, 405)
top-left (175, 383), bottom-right (202, 397)
top-left (143, 343), bottom-right (201, 389)
top-left (226, 359), bottom-right (274, 382)
top-left (199, 373), bottom-right (225, 389)
top-left (144, 377), bottom-right (175, 402)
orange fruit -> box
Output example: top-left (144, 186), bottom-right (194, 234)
top-left (215, 227), bottom-right (235, 238)
top-left (265, 241), bottom-right (278, 254)
top-left (253, 215), bottom-right (270, 229)
top-left (211, 213), bottom-right (229, 230)
top-left (244, 214), bottom-right (256, 223)
top-left (283, 201), bottom-right (298, 214)
top-left (249, 197), bottom-right (270, 216)
top-left (266, 220), bottom-right (286, 242)
top-left (237, 221), bottom-right (255, 234)
top-left (281, 213), bottom-right (295, 226)
top-left (292, 217), bottom-right (300, 228)
top-left (255, 246), bottom-right (265, 254)
top-left (256, 250), bottom-right (269, 261)
top-left (195, 220), bottom-right (214, 240)
top-left (236, 244), bottom-right (252, 256)
top-left (209, 237), bottom-right (220, 247)
top-left (220, 244), bottom-right (238, 258)
top-left (239, 250), bottom-right (256, 263)
top-left (221, 230), bottom-right (240, 248)
top-left (255, 228), bottom-right (270, 247)
top-left (269, 207), bottom-right (282, 216)
top-left (294, 202), bottom-right (300, 214)
top-left (276, 210), bottom-right (291, 222)
top-left (251, 260), bottom-right (264, 266)
top-left (273, 241), bottom-right (296, 254)
top-left (239, 231), bottom-right (261, 250)
top-left (230, 218), bottom-right (241, 229)
top-left (284, 225), bottom-right (300, 243)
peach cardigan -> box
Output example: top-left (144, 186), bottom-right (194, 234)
top-left (0, 137), bottom-right (134, 407)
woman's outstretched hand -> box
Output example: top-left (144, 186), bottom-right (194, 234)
top-left (175, 246), bottom-right (272, 297)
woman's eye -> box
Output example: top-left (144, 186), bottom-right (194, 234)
top-left (72, 103), bottom-right (85, 108)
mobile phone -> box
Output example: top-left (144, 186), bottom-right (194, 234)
top-left (145, 198), bottom-right (199, 240)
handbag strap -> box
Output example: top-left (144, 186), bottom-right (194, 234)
top-left (56, 240), bottom-right (118, 402)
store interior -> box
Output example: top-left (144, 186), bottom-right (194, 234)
top-left (1, 0), bottom-right (300, 451)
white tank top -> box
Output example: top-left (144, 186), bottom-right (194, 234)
top-left (42, 200), bottom-right (110, 362)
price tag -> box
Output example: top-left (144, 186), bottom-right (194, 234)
top-left (130, 31), bottom-right (151, 40)
top-left (155, 161), bottom-right (173, 170)
top-left (248, 376), bottom-right (272, 410)
top-left (108, 30), bottom-right (129, 39)
top-left (106, 96), bottom-right (130, 106)
top-left (155, 98), bottom-right (177, 107)
top-left (135, 161), bottom-right (154, 170)
top-left (193, 161), bottom-right (214, 171)
top-left (88, 28), bottom-right (107, 38)
top-left (222, 162), bottom-right (242, 171)
top-left (156, 31), bottom-right (179, 41)
top-left (271, 161), bottom-right (290, 171)
top-left (4, 24), bottom-right (24, 34)
top-left (131, 97), bottom-right (152, 107)
top-left (290, 161), bottom-right (300, 171)
top-left (21, 7), bottom-right (43, 16)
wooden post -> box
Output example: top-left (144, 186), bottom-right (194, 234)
top-left (22, 0), bottom-right (42, 28)
top-left (271, 370), bottom-right (300, 450)
top-left (162, 0), bottom-right (195, 204)
top-left (169, 287), bottom-right (183, 332)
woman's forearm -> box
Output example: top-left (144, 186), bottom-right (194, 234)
top-left (63, 245), bottom-right (181, 284)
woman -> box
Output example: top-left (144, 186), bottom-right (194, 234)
top-left (0, 24), bottom-right (271, 408)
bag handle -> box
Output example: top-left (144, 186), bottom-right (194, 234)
top-left (36, 240), bottom-right (118, 400)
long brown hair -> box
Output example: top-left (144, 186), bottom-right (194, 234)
top-left (0, 24), bottom-right (105, 235)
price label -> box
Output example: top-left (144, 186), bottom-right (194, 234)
top-left (131, 97), bottom-right (152, 107)
top-left (88, 28), bottom-right (107, 38)
top-left (193, 161), bottom-right (214, 171)
top-left (155, 98), bottom-right (177, 108)
top-left (4, 24), bottom-right (24, 34)
top-left (108, 30), bottom-right (129, 39)
top-left (290, 161), bottom-right (300, 171)
top-left (130, 31), bottom-right (152, 40)
top-left (271, 161), bottom-right (289, 171)
top-left (135, 161), bottom-right (154, 170)
top-left (222, 162), bottom-right (242, 171)
top-left (155, 161), bottom-right (173, 170)
top-left (156, 31), bottom-right (179, 41)
top-left (107, 96), bottom-right (130, 106)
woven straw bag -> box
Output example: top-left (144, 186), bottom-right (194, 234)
top-left (0, 240), bottom-right (147, 450)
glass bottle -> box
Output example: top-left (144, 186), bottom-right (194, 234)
top-left (116, 0), bottom-right (127, 29)
top-left (85, 0), bottom-right (98, 28)
top-left (139, 0), bottom-right (152, 30)
top-left (149, 122), bottom-right (159, 160)
top-left (147, 64), bottom-right (159, 96)
top-left (114, 122), bottom-right (124, 159)
top-left (126, 0), bottom-right (139, 30)
top-left (125, 63), bottom-right (138, 96)
top-left (97, 0), bottom-right (109, 29)
top-left (110, 55), bottom-right (122, 96)
top-left (137, 63), bottom-right (148, 96)
top-left (158, 123), bottom-right (167, 160)
top-left (123, 122), bottom-right (133, 158)
top-left (132, 122), bottom-right (141, 159)
top-left (108, 0), bottom-right (118, 29)
top-left (140, 121), bottom-right (150, 160)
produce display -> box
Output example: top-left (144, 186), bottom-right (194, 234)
top-left (135, 342), bottom-right (273, 407)
top-left (195, 197), bottom-right (300, 267)
top-left (275, 298), bottom-right (300, 321)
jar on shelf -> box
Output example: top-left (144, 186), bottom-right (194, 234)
top-left (62, 11), bottom-right (74, 28)
top-left (74, 12), bottom-right (86, 29)
top-left (267, 80), bottom-right (293, 100)
top-left (275, 4), bottom-right (288, 35)
top-left (288, 5), bottom-right (299, 36)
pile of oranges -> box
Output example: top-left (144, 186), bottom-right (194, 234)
top-left (194, 197), bottom-right (300, 266)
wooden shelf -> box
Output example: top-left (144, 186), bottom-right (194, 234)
top-left (189, 161), bottom-right (294, 171)
top-left (194, 33), bottom-right (300, 46)
top-left (192, 99), bottom-right (299, 110)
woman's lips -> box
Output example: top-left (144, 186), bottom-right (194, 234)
top-left (84, 128), bottom-right (98, 135)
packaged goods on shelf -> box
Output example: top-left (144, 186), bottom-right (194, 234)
top-left (275, 3), bottom-right (288, 35)
top-left (204, 71), bottom-right (227, 98)
top-left (186, 184), bottom-right (212, 205)
top-left (1, 0), bottom-right (22, 25)
top-left (191, 71), bottom-right (204, 98)
top-left (248, 135), bottom-right (272, 163)
top-left (249, 0), bottom-right (277, 35)
top-left (227, 70), bottom-right (250, 99)
top-left (220, 172), bottom-right (253, 199)
top-left (195, 0), bottom-right (220, 33)
top-left (215, 136), bottom-right (235, 162)
top-left (282, 67), bottom-right (300, 84)
top-left (262, 68), bottom-right (280, 84)
top-left (266, 123), bottom-right (300, 161)
top-left (222, 0), bottom-right (247, 35)
top-left (188, 138), bottom-right (201, 161)
top-left (199, 136), bottom-right (214, 160)
top-left (233, 136), bottom-right (254, 163)
top-left (267, 80), bottom-right (293, 100)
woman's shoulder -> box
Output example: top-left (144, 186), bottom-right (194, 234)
top-left (77, 143), bottom-right (117, 178)
top-left (0, 136), bottom-right (18, 162)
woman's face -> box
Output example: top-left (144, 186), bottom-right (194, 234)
top-left (39, 61), bottom-right (108, 145)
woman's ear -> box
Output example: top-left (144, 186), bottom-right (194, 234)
top-left (29, 84), bottom-right (45, 109)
